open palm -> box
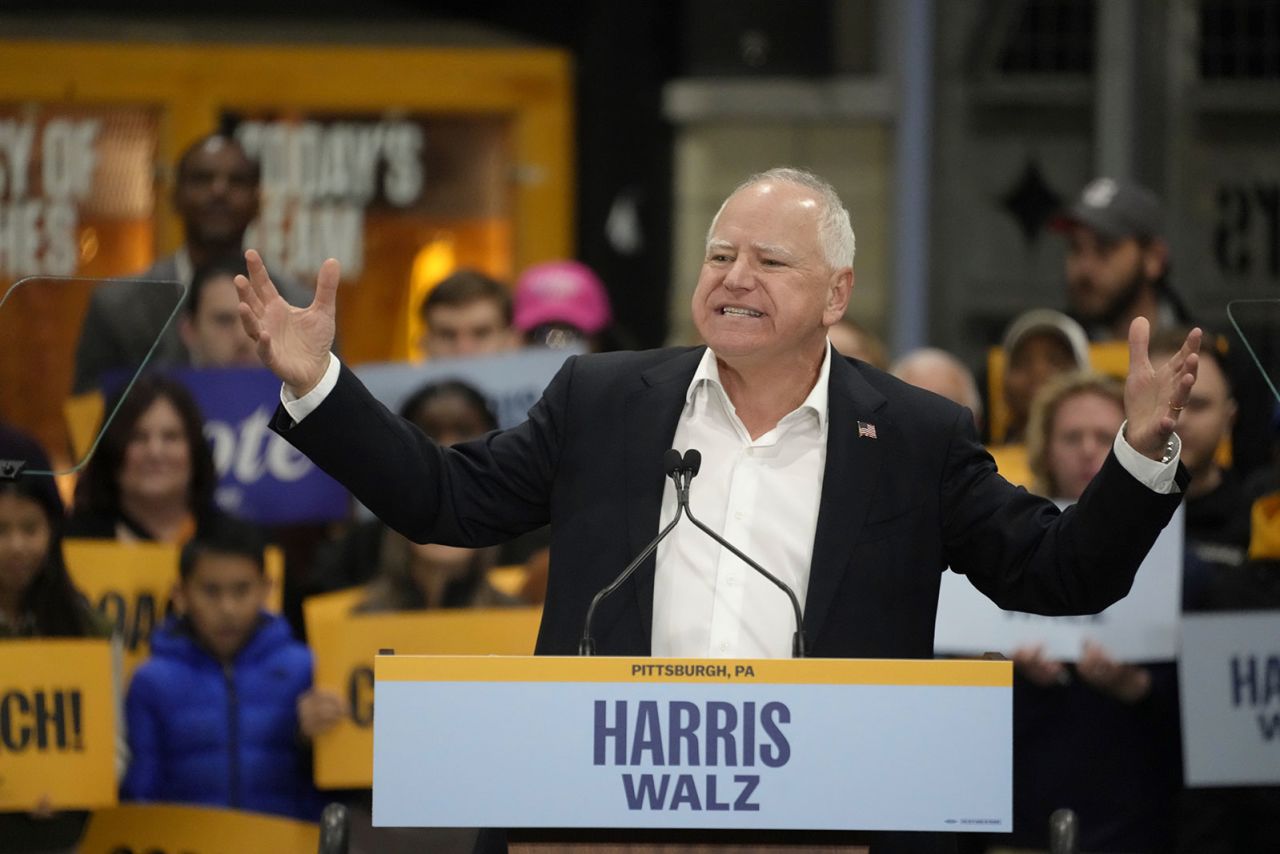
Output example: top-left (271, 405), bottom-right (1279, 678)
top-left (236, 249), bottom-right (339, 396)
top-left (1123, 317), bottom-right (1201, 460)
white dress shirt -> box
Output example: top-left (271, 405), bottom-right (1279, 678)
top-left (651, 346), bottom-right (830, 659)
top-left (282, 346), bottom-right (1182, 659)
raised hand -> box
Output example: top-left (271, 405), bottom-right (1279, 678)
top-left (236, 249), bottom-right (339, 396)
top-left (1123, 318), bottom-right (1201, 460)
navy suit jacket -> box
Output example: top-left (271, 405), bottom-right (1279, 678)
top-left (274, 346), bottom-right (1186, 658)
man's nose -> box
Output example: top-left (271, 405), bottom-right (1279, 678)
top-left (723, 256), bottom-right (755, 290)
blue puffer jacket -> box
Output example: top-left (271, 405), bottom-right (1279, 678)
top-left (121, 613), bottom-right (326, 821)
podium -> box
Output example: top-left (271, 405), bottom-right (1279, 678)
top-left (373, 655), bottom-right (1012, 852)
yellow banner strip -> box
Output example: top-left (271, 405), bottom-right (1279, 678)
top-left (376, 655), bottom-right (1010, 687)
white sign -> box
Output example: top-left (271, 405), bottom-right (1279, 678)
top-left (1180, 611), bottom-right (1280, 786)
top-left (933, 505), bottom-right (1184, 662)
top-left (354, 346), bottom-right (580, 430)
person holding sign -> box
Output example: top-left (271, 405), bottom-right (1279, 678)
top-left (121, 519), bottom-right (327, 821)
top-left (240, 168), bottom-right (1198, 850)
top-left (1007, 372), bottom-right (1183, 853)
top-left (0, 425), bottom-right (114, 854)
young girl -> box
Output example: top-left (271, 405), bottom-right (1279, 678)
top-left (0, 424), bottom-right (108, 853)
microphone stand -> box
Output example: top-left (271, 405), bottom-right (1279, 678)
top-left (578, 450), bottom-right (685, 655)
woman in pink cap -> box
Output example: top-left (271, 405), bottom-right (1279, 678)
top-left (513, 260), bottom-right (613, 352)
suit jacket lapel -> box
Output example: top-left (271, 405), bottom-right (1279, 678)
top-left (804, 355), bottom-right (889, 645)
top-left (623, 347), bottom-right (705, 644)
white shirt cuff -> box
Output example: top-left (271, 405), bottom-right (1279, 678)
top-left (279, 353), bottom-right (340, 424)
top-left (1113, 420), bottom-right (1181, 495)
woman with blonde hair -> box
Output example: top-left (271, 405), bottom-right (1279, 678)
top-left (1007, 369), bottom-right (1182, 853)
top-left (1026, 370), bottom-right (1125, 501)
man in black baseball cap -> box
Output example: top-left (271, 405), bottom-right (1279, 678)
top-left (1052, 177), bottom-right (1192, 341)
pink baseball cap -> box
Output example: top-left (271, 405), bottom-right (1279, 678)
top-left (513, 260), bottom-right (612, 335)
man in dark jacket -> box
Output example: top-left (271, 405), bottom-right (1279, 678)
top-left (238, 167), bottom-right (1201, 851)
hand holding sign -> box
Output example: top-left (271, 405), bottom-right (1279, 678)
top-left (1011, 644), bottom-right (1068, 688)
top-left (1076, 640), bottom-right (1152, 704)
top-left (236, 249), bottom-right (338, 398)
top-left (297, 687), bottom-right (348, 740)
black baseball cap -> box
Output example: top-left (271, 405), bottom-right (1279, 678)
top-left (1051, 177), bottom-right (1164, 242)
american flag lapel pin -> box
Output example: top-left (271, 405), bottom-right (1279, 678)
top-left (857, 421), bottom-right (877, 439)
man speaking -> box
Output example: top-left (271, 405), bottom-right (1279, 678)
top-left (238, 167), bottom-right (1196, 662)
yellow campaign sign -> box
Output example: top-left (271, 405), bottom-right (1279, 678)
top-left (305, 602), bottom-right (541, 789)
top-left (79, 803), bottom-right (318, 854)
top-left (0, 638), bottom-right (117, 810)
top-left (64, 539), bottom-right (285, 681)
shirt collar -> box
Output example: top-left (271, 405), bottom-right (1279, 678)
top-left (687, 343), bottom-right (832, 432)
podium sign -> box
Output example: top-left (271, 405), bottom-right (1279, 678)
top-left (374, 656), bottom-right (1012, 833)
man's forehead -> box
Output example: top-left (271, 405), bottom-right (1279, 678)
top-left (707, 236), bottom-right (797, 257)
top-left (182, 139), bottom-right (254, 175)
top-left (429, 299), bottom-right (506, 322)
top-left (1066, 223), bottom-right (1130, 252)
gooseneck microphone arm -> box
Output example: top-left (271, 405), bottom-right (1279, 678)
top-left (578, 449), bottom-right (686, 656)
top-left (676, 450), bottom-right (808, 658)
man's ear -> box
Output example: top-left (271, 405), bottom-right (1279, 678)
top-left (824, 268), bottom-right (854, 324)
top-left (1142, 238), bottom-right (1169, 281)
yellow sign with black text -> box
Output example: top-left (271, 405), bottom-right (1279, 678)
top-left (305, 601), bottom-right (541, 788)
top-left (0, 638), bottom-right (117, 810)
top-left (78, 803), bottom-right (319, 853)
top-left (64, 539), bottom-right (284, 681)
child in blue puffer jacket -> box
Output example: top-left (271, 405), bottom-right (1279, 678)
top-left (122, 519), bottom-right (339, 821)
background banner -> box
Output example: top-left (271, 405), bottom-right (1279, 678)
top-left (354, 346), bottom-right (577, 430)
top-left (73, 366), bottom-right (351, 526)
top-left (172, 367), bottom-right (349, 525)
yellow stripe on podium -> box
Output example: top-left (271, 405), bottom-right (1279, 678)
top-left (376, 655), bottom-right (1011, 687)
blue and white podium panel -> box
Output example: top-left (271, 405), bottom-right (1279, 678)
top-left (373, 656), bottom-right (1012, 833)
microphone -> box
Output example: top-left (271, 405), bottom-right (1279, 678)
top-left (676, 449), bottom-right (808, 658)
top-left (578, 449), bottom-right (687, 655)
